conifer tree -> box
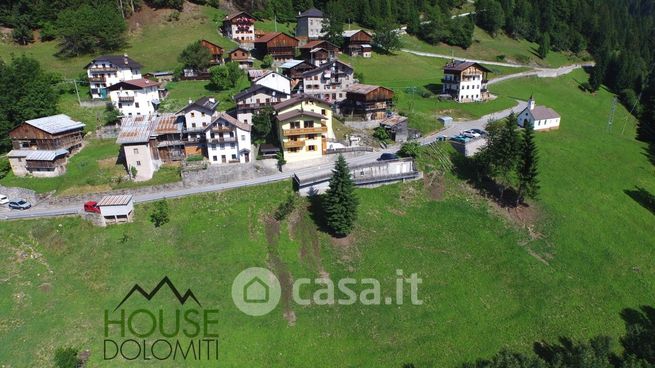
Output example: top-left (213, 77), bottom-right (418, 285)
top-left (323, 155), bottom-right (358, 236)
top-left (516, 120), bottom-right (539, 205)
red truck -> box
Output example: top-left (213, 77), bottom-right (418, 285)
top-left (84, 201), bottom-right (100, 213)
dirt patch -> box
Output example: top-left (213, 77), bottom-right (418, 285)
top-left (288, 206), bottom-right (327, 278)
top-left (262, 216), bottom-right (295, 326)
top-left (423, 172), bottom-right (445, 201)
top-left (97, 158), bottom-right (119, 169)
top-left (39, 283), bottom-right (52, 293)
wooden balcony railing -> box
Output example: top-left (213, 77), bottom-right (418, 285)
top-left (89, 66), bottom-right (118, 72)
top-left (209, 136), bottom-right (236, 143)
top-left (283, 140), bottom-right (305, 149)
top-left (282, 126), bottom-right (327, 136)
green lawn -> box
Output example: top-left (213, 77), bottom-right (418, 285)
top-left (1, 70), bottom-right (654, 367)
top-left (0, 5), bottom-right (235, 78)
top-left (162, 77), bottom-right (250, 113)
top-left (401, 27), bottom-right (589, 68)
top-left (0, 139), bottom-right (180, 195)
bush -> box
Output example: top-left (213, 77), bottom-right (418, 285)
top-left (54, 347), bottom-right (79, 368)
top-left (0, 158), bottom-right (10, 179)
top-left (496, 54), bottom-right (506, 62)
top-left (40, 22), bottom-right (57, 41)
top-left (274, 195), bottom-right (297, 221)
top-left (167, 10), bottom-right (181, 22)
top-left (373, 126), bottom-right (390, 142)
top-left (149, 200), bottom-right (170, 227)
top-left (12, 23), bottom-right (33, 45)
top-left (261, 54), bottom-right (274, 69)
top-left (398, 142), bottom-right (421, 158)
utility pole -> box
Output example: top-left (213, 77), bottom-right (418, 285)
top-left (607, 95), bottom-right (617, 133)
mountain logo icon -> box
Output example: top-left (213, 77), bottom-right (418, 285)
top-left (113, 276), bottom-right (202, 311)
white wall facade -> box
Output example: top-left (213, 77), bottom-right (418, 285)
top-left (236, 90), bottom-right (289, 125)
top-left (226, 23), bottom-right (255, 42)
top-left (301, 63), bottom-right (354, 103)
top-left (206, 126), bottom-right (251, 164)
top-left (110, 86), bottom-right (160, 117)
top-left (123, 143), bottom-right (160, 181)
top-left (87, 61), bottom-right (141, 99)
top-left (254, 73), bottom-right (291, 95)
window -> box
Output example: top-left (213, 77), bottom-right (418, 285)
top-left (191, 112), bottom-right (195, 117)
top-left (192, 123), bottom-right (197, 128)
top-left (201, 112), bottom-right (205, 117)
top-left (213, 155), bottom-right (217, 161)
top-left (290, 121), bottom-right (301, 129)
top-left (133, 148), bottom-right (139, 154)
top-left (241, 135), bottom-right (246, 141)
top-left (118, 103), bottom-right (123, 108)
top-left (307, 134), bottom-right (316, 139)
top-left (304, 121), bottom-right (314, 128)
top-left (136, 160), bottom-right (141, 166)
top-left (231, 154), bottom-right (237, 160)
top-left (321, 109), bottom-right (326, 115)
top-left (308, 145), bottom-right (316, 151)
top-left (135, 102), bottom-right (140, 108)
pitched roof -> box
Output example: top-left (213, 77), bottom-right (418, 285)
top-left (7, 149), bottom-right (68, 161)
top-left (273, 94), bottom-right (331, 111)
top-left (297, 8), bottom-right (324, 18)
top-left (233, 84), bottom-right (288, 101)
top-left (346, 83), bottom-right (391, 95)
top-left (280, 59), bottom-right (306, 69)
top-left (342, 29), bottom-right (372, 38)
top-left (210, 112), bottom-right (251, 132)
top-left (85, 55), bottom-right (142, 69)
top-left (443, 60), bottom-right (492, 73)
top-left (229, 47), bottom-right (250, 54)
top-left (98, 195), bottom-right (133, 206)
top-left (107, 78), bottom-right (160, 91)
top-left (116, 114), bottom-right (180, 144)
top-left (301, 59), bottom-right (352, 77)
top-left (247, 69), bottom-right (271, 80)
top-left (254, 32), bottom-right (298, 44)
top-left (530, 106), bottom-right (560, 120)
top-left (298, 40), bottom-right (337, 49)
top-left (277, 109), bottom-right (326, 121)
top-left (23, 114), bottom-right (85, 134)
top-left (224, 11), bottom-right (255, 21)
top-left (178, 96), bottom-right (219, 114)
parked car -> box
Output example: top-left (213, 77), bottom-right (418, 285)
top-left (0, 195), bottom-right (8, 205)
top-left (8, 199), bottom-right (31, 210)
top-left (378, 153), bottom-right (399, 161)
top-left (462, 130), bottom-right (481, 138)
top-left (84, 201), bottom-right (101, 213)
top-left (470, 128), bottom-right (487, 136)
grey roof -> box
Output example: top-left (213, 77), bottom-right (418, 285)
top-left (342, 29), bottom-right (371, 38)
top-left (210, 112), bottom-right (251, 132)
top-left (280, 59), bottom-right (306, 69)
top-left (24, 114), bottom-right (85, 134)
top-left (233, 84), bottom-right (288, 101)
top-left (85, 55), bottom-right (142, 69)
top-left (273, 94), bottom-right (331, 111)
top-left (298, 8), bottom-right (323, 18)
top-left (301, 59), bottom-right (352, 78)
top-left (98, 195), bottom-right (133, 206)
top-left (443, 60), bottom-right (492, 73)
top-left (7, 149), bottom-right (69, 161)
top-left (277, 109), bottom-right (325, 121)
top-left (530, 106), bottom-right (560, 120)
top-left (178, 96), bottom-right (219, 114)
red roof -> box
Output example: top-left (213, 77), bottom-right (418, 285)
top-left (107, 78), bottom-right (160, 91)
top-left (224, 11), bottom-right (255, 21)
top-left (254, 32), bottom-right (298, 44)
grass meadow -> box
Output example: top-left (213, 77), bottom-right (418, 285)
top-left (0, 69), bottom-right (654, 367)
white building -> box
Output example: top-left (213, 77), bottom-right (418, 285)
top-left (85, 54), bottom-right (142, 99)
top-left (299, 59), bottom-right (355, 103)
top-left (234, 84), bottom-right (290, 126)
top-left (108, 78), bottom-right (161, 117)
top-left (252, 71), bottom-right (292, 95)
top-left (442, 60), bottom-right (492, 103)
top-left (222, 11), bottom-right (256, 43)
top-left (295, 8), bottom-right (325, 40)
top-left (518, 97), bottom-right (561, 131)
top-left (205, 112), bottom-right (252, 164)
top-left (97, 195), bottom-right (135, 225)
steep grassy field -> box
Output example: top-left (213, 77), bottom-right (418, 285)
top-left (0, 4), bottom-right (232, 78)
top-left (1, 70), bottom-right (654, 367)
top-left (401, 27), bottom-right (588, 68)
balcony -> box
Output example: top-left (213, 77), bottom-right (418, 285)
top-left (283, 140), bottom-right (305, 149)
top-left (89, 66), bottom-right (118, 72)
top-left (209, 136), bottom-right (237, 143)
top-left (118, 96), bottom-right (134, 103)
top-left (89, 76), bottom-right (106, 83)
top-left (211, 126), bottom-right (234, 133)
top-left (282, 126), bottom-right (327, 136)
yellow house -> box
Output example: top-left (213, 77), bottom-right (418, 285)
top-left (273, 95), bottom-right (335, 163)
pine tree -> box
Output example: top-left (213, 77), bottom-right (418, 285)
top-left (637, 72), bottom-right (655, 143)
top-left (516, 120), bottom-right (539, 205)
top-left (323, 155), bottom-right (358, 236)
top-left (538, 32), bottom-right (550, 59)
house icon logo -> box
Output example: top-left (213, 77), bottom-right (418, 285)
top-left (232, 267), bottom-right (281, 316)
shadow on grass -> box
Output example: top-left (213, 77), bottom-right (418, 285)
top-left (619, 305), bottom-right (655, 360)
top-left (450, 151), bottom-right (521, 208)
top-left (307, 193), bottom-right (331, 234)
top-left (624, 186), bottom-right (655, 215)
top-left (423, 83), bottom-right (443, 95)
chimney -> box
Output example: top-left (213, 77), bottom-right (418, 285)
top-left (124, 53), bottom-right (129, 65)
top-left (188, 99), bottom-right (193, 105)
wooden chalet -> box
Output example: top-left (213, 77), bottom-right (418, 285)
top-left (200, 39), bottom-right (224, 66)
top-left (9, 114), bottom-right (85, 152)
top-left (342, 84), bottom-right (394, 120)
top-left (342, 30), bottom-right (373, 57)
top-left (280, 59), bottom-right (317, 80)
top-left (227, 47), bottom-right (254, 69)
top-left (253, 32), bottom-right (300, 62)
top-left (298, 40), bottom-right (339, 65)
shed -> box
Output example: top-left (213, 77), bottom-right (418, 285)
top-left (438, 116), bottom-right (453, 127)
top-left (97, 195), bottom-right (134, 225)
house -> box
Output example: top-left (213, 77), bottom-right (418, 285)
top-left (252, 71), bottom-right (292, 95)
top-left (107, 78), bottom-right (161, 117)
top-left (7, 114), bottom-right (85, 177)
top-left (97, 195), bottom-right (134, 225)
top-left (295, 8), bottom-right (325, 40)
top-left (222, 11), bottom-right (256, 43)
top-left (299, 60), bottom-right (355, 103)
top-left (116, 114), bottom-right (183, 181)
top-left (379, 115), bottom-right (409, 143)
top-left (342, 30), bottom-right (373, 57)
top-left (247, 69), bottom-right (271, 82)
top-left (200, 39), bottom-right (224, 66)
top-left (85, 54), bottom-right (142, 99)
top-left (176, 96), bottom-right (219, 156)
top-left (342, 84), bottom-right (394, 120)
top-left (253, 32), bottom-right (299, 62)
top-left (442, 60), bottom-right (491, 103)
top-left (205, 112), bottom-right (252, 164)
top-left (518, 96), bottom-right (561, 131)
top-left (273, 95), bottom-right (334, 163)
top-left (234, 84), bottom-right (290, 125)
top-left (227, 47), bottom-right (254, 69)
top-left (280, 59), bottom-right (316, 80)
top-left (298, 40), bottom-right (339, 66)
